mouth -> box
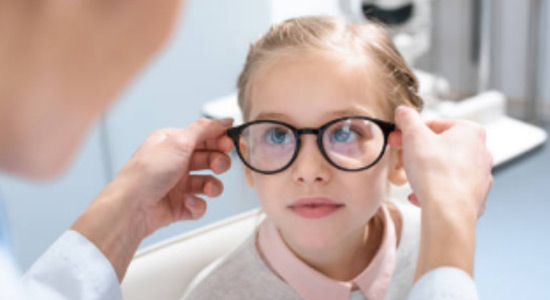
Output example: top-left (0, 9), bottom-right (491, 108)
top-left (288, 197), bottom-right (344, 219)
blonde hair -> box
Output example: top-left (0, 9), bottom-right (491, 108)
top-left (237, 16), bottom-right (423, 122)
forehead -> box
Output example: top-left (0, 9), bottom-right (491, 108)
top-left (247, 51), bottom-right (388, 125)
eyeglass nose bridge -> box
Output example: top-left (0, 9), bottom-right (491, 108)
top-left (296, 128), bottom-right (320, 136)
top-left (294, 128), bottom-right (324, 147)
top-left (293, 128), bottom-right (326, 159)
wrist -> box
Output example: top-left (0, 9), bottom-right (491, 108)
top-left (72, 178), bottom-right (147, 281)
top-left (415, 195), bottom-right (478, 281)
top-left (422, 195), bottom-right (479, 225)
top-left (420, 183), bottom-right (480, 221)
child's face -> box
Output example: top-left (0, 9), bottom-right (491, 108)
top-left (245, 52), bottom-right (406, 250)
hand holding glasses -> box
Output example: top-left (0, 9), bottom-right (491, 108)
top-left (227, 116), bottom-right (395, 174)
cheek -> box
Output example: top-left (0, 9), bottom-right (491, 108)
top-left (342, 174), bottom-right (386, 227)
top-left (342, 161), bottom-right (391, 206)
top-left (252, 174), bottom-right (286, 212)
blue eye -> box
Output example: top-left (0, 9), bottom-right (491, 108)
top-left (266, 128), bottom-right (292, 145)
top-left (330, 126), bottom-right (358, 143)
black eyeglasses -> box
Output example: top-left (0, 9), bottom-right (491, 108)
top-left (226, 116), bottom-right (395, 175)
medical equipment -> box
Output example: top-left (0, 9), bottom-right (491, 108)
top-left (340, 0), bottom-right (433, 66)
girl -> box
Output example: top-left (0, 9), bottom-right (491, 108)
top-left (183, 16), bottom-right (423, 300)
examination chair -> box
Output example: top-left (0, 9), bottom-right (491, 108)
top-left (121, 209), bottom-right (263, 300)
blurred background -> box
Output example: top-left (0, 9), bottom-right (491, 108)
top-left (1, 0), bottom-right (548, 299)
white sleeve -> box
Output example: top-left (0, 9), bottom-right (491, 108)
top-left (407, 267), bottom-right (479, 300)
top-left (22, 230), bottom-right (122, 300)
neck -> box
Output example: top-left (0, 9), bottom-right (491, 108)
top-left (282, 215), bottom-right (384, 281)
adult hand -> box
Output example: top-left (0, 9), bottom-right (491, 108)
top-left (389, 106), bottom-right (493, 217)
top-left (388, 106), bottom-right (493, 280)
top-left (72, 118), bottom-right (234, 281)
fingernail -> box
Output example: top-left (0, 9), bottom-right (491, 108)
top-left (218, 118), bottom-right (234, 126)
top-left (396, 105), bottom-right (409, 115)
top-left (211, 184), bottom-right (220, 195)
top-left (187, 196), bottom-right (197, 206)
top-left (218, 160), bottom-right (227, 172)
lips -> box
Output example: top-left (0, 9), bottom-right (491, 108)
top-left (288, 197), bottom-right (344, 219)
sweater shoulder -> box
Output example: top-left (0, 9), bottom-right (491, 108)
top-left (182, 229), bottom-right (301, 300)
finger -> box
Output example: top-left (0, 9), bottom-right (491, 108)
top-left (189, 151), bottom-right (231, 174)
top-left (394, 106), bottom-right (429, 138)
top-left (190, 117), bottom-right (234, 141)
top-left (408, 193), bottom-right (420, 207)
top-left (424, 119), bottom-right (459, 134)
top-left (195, 126), bottom-right (235, 154)
top-left (195, 136), bottom-right (219, 151)
top-left (182, 195), bottom-right (207, 220)
top-left (206, 136), bottom-right (219, 150)
top-left (180, 118), bottom-right (235, 150)
top-left (186, 175), bottom-right (224, 197)
top-left (196, 135), bottom-right (234, 152)
top-left (388, 130), bottom-right (402, 148)
top-left (218, 135), bottom-right (235, 152)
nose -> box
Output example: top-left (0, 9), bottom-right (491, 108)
top-left (290, 135), bottom-right (331, 185)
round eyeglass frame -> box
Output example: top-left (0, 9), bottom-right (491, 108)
top-left (226, 116), bottom-right (396, 175)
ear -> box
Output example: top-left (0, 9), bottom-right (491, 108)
top-left (388, 147), bottom-right (407, 186)
top-left (240, 142), bottom-right (255, 187)
top-left (244, 167), bottom-right (255, 187)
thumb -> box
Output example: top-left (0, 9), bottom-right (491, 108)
top-left (394, 106), bottom-right (428, 139)
top-left (185, 117), bottom-right (234, 145)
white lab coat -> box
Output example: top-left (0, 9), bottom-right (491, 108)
top-left (1, 231), bottom-right (122, 300)
top-left (0, 231), bottom-right (478, 300)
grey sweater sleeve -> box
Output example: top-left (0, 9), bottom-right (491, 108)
top-left (407, 267), bottom-right (479, 300)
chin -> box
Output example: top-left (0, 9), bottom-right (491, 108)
top-left (28, 156), bottom-right (73, 180)
top-left (284, 222), bottom-right (345, 250)
top-left (5, 153), bottom-right (73, 181)
top-left (0, 138), bottom-right (78, 181)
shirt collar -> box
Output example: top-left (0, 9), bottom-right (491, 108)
top-left (258, 204), bottom-right (397, 300)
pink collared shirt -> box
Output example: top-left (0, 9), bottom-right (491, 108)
top-left (258, 204), bottom-right (397, 300)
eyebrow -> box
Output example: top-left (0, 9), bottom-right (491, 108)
top-left (253, 107), bottom-right (375, 122)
